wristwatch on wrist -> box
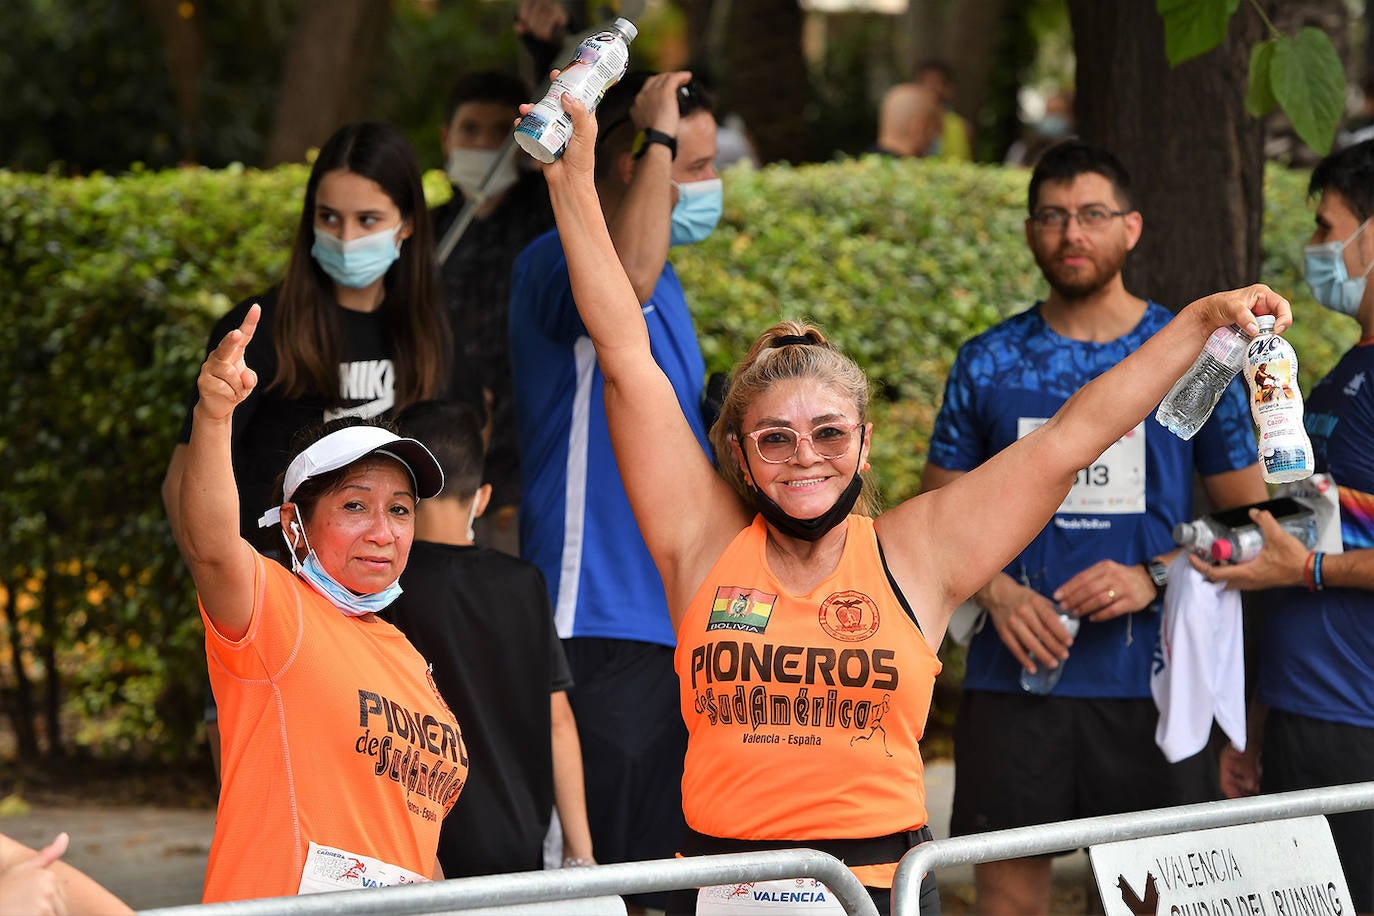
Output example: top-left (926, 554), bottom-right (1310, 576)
top-left (632, 127), bottom-right (677, 160)
top-left (1144, 558), bottom-right (1170, 594)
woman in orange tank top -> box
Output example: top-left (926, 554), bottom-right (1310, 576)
top-left (531, 95), bottom-right (1292, 915)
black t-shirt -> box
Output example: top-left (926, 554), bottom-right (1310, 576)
top-left (433, 173), bottom-right (555, 509)
top-left (177, 288), bottom-right (482, 554)
top-left (384, 541), bottom-right (572, 877)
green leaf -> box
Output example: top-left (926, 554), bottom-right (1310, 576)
top-left (1245, 40), bottom-right (1278, 118)
top-left (1270, 28), bottom-right (1347, 156)
top-left (1157, 0), bottom-right (1240, 67)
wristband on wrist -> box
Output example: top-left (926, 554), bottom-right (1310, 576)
top-left (632, 128), bottom-right (677, 160)
top-left (1313, 551), bottom-right (1325, 591)
top-left (562, 856), bottom-right (595, 868)
top-left (1304, 551), bottom-right (1319, 592)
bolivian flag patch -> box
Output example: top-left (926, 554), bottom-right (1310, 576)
top-left (707, 586), bottom-right (778, 634)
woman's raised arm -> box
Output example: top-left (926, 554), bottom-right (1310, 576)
top-left (536, 96), bottom-right (747, 615)
top-left (179, 304), bottom-right (262, 640)
top-left (880, 284), bottom-right (1291, 633)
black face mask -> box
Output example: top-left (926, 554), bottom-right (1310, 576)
top-left (739, 428), bottom-right (866, 542)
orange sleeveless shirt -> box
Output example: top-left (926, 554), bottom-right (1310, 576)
top-left (675, 515), bottom-right (942, 881)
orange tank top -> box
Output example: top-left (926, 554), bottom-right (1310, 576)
top-left (675, 516), bottom-right (942, 852)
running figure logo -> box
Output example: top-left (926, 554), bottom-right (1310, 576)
top-left (848, 693), bottom-right (894, 757)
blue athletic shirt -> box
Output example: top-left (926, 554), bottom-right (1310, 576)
top-left (1257, 340), bottom-right (1374, 728)
top-left (927, 302), bottom-right (1257, 697)
top-left (509, 229), bottom-right (710, 647)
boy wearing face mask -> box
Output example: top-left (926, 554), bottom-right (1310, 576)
top-left (432, 71), bottom-right (556, 557)
top-left (508, 69), bottom-right (719, 913)
top-left (383, 400), bottom-right (594, 879)
top-left (1204, 138), bottom-right (1374, 915)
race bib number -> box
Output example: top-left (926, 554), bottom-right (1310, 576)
top-left (697, 878), bottom-right (846, 914)
top-left (1018, 418), bottom-right (1146, 515)
top-left (297, 842), bottom-right (429, 895)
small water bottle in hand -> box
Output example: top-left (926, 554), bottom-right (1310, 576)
top-left (1156, 324), bottom-right (1252, 440)
top-left (1019, 611), bottom-right (1080, 695)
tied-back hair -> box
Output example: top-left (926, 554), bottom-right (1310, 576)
top-left (708, 320), bottom-right (879, 516)
top-left (1310, 138), bottom-right (1374, 223)
top-left (273, 122), bottom-right (452, 411)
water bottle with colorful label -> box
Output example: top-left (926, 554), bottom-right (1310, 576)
top-left (513, 18), bottom-right (638, 163)
top-left (1243, 315), bottom-right (1314, 484)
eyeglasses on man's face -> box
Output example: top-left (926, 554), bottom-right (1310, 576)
top-left (1029, 206), bottom-right (1129, 232)
top-left (741, 421), bottom-right (860, 464)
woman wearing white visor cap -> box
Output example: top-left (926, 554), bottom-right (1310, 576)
top-left (179, 304), bottom-right (467, 903)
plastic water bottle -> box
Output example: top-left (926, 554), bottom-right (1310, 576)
top-left (1210, 511), bottom-right (1319, 564)
top-left (1156, 324), bottom-right (1252, 439)
top-left (1019, 612), bottom-right (1080, 695)
top-left (1176, 495), bottom-right (1318, 561)
top-left (1172, 519), bottom-right (1221, 558)
top-left (1243, 315), bottom-right (1314, 484)
top-left (513, 18), bottom-right (638, 163)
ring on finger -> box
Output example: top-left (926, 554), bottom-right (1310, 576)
top-left (1105, 588), bottom-right (1117, 603)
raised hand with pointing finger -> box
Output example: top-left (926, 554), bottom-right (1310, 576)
top-left (195, 303), bottom-right (260, 423)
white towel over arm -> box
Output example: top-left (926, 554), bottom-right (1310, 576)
top-left (1150, 554), bottom-right (1247, 763)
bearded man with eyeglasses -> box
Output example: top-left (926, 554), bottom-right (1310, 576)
top-left (919, 140), bottom-right (1268, 916)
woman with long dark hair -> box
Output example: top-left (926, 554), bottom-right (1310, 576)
top-left (164, 121), bottom-right (480, 559)
top-left (162, 122), bottom-right (482, 776)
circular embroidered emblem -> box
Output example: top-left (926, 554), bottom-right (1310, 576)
top-left (818, 590), bottom-right (880, 641)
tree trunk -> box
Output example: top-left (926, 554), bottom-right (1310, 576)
top-left (41, 587), bottom-right (60, 757)
top-left (265, 0), bottom-right (392, 166)
top-left (903, 0), bottom-right (954, 74)
top-left (0, 572), bottom-right (40, 759)
top-left (718, 0), bottom-right (811, 164)
top-left (678, 0), bottom-right (717, 67)
top-left (1068, 0), bottom-right (1264, 310)
top-left (946, 0), bottom-right (1007, 142)
top-left (141, 0), bottom-right (205, 163)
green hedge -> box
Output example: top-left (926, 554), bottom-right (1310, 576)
top-left (0, 158), bottom-right (1352, 761)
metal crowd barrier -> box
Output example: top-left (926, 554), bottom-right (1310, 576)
top-left (141, 848), bottom-right (881, 916)
top-left (890, 781), bottom-right (1374, 916)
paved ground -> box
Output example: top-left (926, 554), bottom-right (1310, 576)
top-left (0, 760), bottom-right (1100, 913)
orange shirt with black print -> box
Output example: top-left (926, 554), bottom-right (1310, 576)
top-left (675, 515), bottom-right (942, 887)
top-left (201, 551), bottom-right (467, 903)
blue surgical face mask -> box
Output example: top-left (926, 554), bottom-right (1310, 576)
top-left (670, 178), bottom-right (723, 247)
top-left (282, 519), bottom-right (403, 617)
top-left (1304, 218), bottom-right (1373, 317)
top-left (1038, 114), bottom-right (1071, 138)
top-left (311, 224), bottom-right (403, 289)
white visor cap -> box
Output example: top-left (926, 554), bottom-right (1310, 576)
top-left (258, 425), bottom-right (444, 528)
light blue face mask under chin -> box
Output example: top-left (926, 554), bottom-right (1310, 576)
top-left (670, 178), bottom-right (723, 247)
top-left (1304, 218), bottom-right (1373, 318)
top-left (311, 224), bottom-right (403, 289)
top-left (282, 523), bottom-right (403, 617)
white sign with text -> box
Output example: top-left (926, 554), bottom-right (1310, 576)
top-left (1089, 816), bottom-right (1351, 916)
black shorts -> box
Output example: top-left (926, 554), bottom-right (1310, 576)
top-left (563, 637), bottom-right (688, 909)
top-left (950, 690), bottom-right (1218, 842)
top-left (1262, 709), bottom-right (1374, 912)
